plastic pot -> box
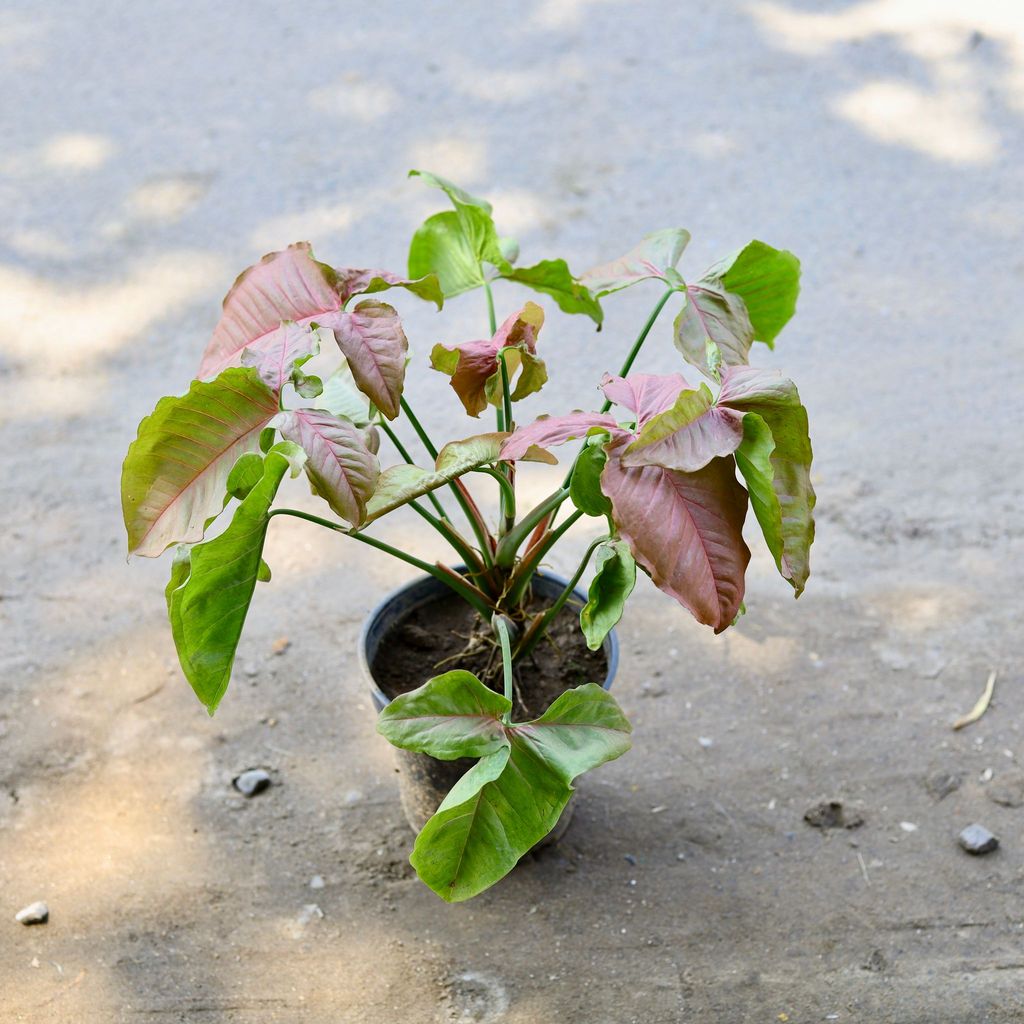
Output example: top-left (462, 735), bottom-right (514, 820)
top-left (359, 569), bottom-right (620, 840)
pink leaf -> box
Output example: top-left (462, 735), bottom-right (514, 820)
top-left (276, 409), bottom-right (380, 526)
top-left (240, 320), bottom-right (319, 392)
top-left (580, 229), bottom-right (691, 297)
top-left (198, 243), bottom-right (411, 419)
top-left (500, 411), bottom-right (623, 462)
top-left (600, 372), bottom-right (691, 428)
top-left (600, 454), bottom-right (750, 632)
top-left (318, 300), bottom-right (408, 420)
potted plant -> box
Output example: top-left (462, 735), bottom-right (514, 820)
top-left (121, 172), bottom-right (815, 902)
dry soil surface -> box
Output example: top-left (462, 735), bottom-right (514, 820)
top-left (2, 2), bottom-right (1024, 1022)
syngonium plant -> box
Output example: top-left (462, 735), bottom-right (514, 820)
top-left (121, 171), bottom-right (815, 901)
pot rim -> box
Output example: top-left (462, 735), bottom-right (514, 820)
top-left (358, 567), bottom-right (620, 712)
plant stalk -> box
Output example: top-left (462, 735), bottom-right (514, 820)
top-left (505, 508), bottom-right (585, 607)
top-left (494, 486), bottom-right (571, 569)
top-left (513, 534), bottom-right (606, 662)
top-left (492, 614), bottom-right (514, 724)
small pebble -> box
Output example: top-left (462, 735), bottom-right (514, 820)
top-left (698, 736), bottom-right (714, 749)
top-left (988, 768), bottom-right (1024, 808)
top-left (233, 768), bottom-right (272, 797)
top-left (899, 821), bottom-right (918, 833)
top-left (623, 854), bottom-right (637, 866)
top-left (310, 875), bottom-right (325, 889)
top-left (959, 823), bottom-right (999, 855)
top-left (804, 800), bottom-right (864, 830)
top-left (15, 901), bottom-right (49, 925)
top-left (297, 904), bottom-right (324, 925)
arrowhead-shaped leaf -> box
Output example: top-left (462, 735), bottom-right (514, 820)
top-left (198, 243), bottom-right (414, 419)
top-left (276, 409), bottom-right (380, 526)
top-left (314, 360), bottom-right (375, 426)
top-left (674, 240), bottom-right (800, 379)
top-left (316, 299), bottom-right (408, 419)
top-left (718, 367), bottom-right (815, 594)
top-left (407, 172), bottom-right (510, 298)
top-left (704, 240), bottom-right (800, 346)
top-left (122, 367), bottom-right (279, 557)
top-left (430, 303), bottom-right (546, 417)
top-left (600, 454), bottom-right (750, 632)
top-left (377, 670), bottom-right (510, 758)
top-left (621, 383), bottom-right (745, 473)
top-left (166, 444), bottom-right (303, 713)
top-left (580, 229), bottom-right (690, 298)
top-left (499, 259), bottom-right (603, 324)
top-left (380, 672), bottom-right (631, 901)
top-left (580, 540), bottom-right (636, 650)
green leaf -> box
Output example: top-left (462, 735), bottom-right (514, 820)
top-left (499, 259), bottom-right (603, 325)
top-left (718, 368), bottom-right (815, 595)
top-left (381, 673), bottom-right (631, 901)
top-left (733, 412), bottom-right (785, 579)
top-left (580, 541), bottom-right (636, 650)
top-left (225, 452), bottom-right (265, 500)
top-left (292, 372), bottom-right (323, 399)
top-left (408, 211), bottom-right (489, 298)
top-left (569, 444), bottom-right (612, 517)
top-left (165, 445), bottom-right (302, 714)
top-left (257, 559), bottom-right (272, 583)
top-left (122, 367), bottom-right (279, 557)
top-left (704, 240), bottom-right (800, 346)
top-left (674, 241), bottom-right (800, 379)
top-left (407, 171), bottom-right (510, 297)
top-left (377, 670), bottom-right (510, 759)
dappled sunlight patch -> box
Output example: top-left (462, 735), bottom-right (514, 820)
top-left (834, 78), bottom-right (996, 164)
top-left (0, 250), bottom-right (225, 370)
top-left (748, 0), bottom-right (1024, 165)
top-left (308, 75), bottom-right (400, 121)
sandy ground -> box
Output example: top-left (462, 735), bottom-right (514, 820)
top-left (3, 1), bottom-right (1024, 1021)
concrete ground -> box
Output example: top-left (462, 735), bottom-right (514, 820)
top-left (2, 1), bottom-right (1023, 1020)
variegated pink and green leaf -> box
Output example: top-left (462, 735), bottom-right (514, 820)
top-left (199, 242), bottom-right (436, 419)
top-left (122, 367), bottom-right (280, 557)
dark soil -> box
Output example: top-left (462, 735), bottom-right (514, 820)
top-left (371, 590), bottom-right (609, 720)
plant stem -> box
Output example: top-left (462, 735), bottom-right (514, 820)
top-left (492, 615), bottom-right (514, 724)
top-left (494, 486), bottom-right (571, 569)
top-left (514, 534), bottom-right (607, 662)
top-left (399, 397), bottom-right (439, 461)
top-left (378, 419), bottom-right (449, 521)
top-left (484, 278), bottom-right (498, 335)
top-left (409, 500), bottom-right (491, 587)
top-left (474, 467), bottom-right (516, 520)
top-left (399, 394), bottom-right (495, 559)
top-left (268, 508), bottom-right (493, 618)
top-left (505, 508), bottom-right (585, 607)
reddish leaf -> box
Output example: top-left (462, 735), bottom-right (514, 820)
top-left (600, 454), bottom-right (750, 632)
top-left (580, 229), bottom-right (691, 298)
top-left (276, 409), bottom-right (380, 526)
top-left (198, 243), bottom-right (413, 419)
top-left (431, 303), bottom-right (547, 417)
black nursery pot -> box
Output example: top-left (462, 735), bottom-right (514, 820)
top-left (359, 570), bottom-right (620, 841)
